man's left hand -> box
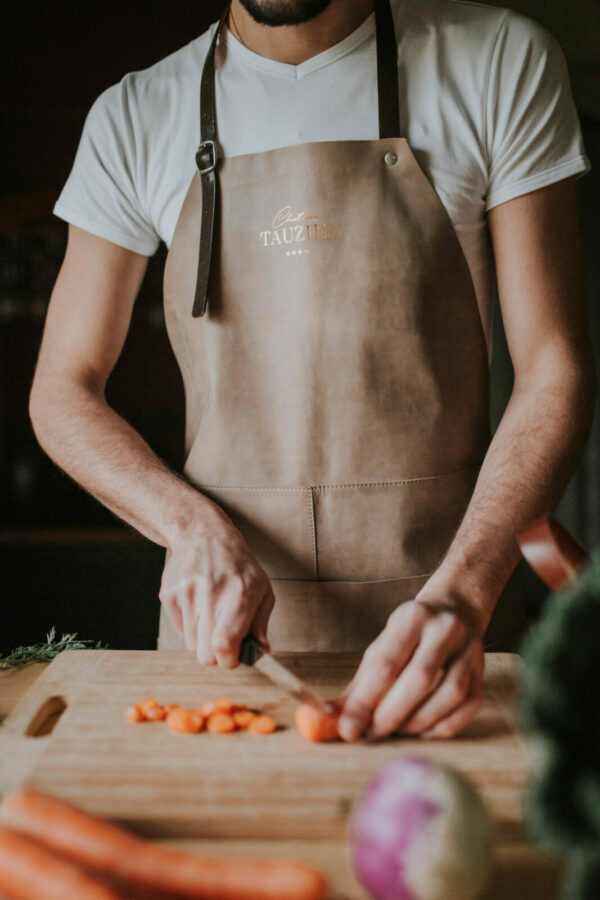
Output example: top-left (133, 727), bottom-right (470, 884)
top-left (337, 586), bottom-right (487, 741)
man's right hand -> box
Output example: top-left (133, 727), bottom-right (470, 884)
top-left (159, 511), bottom-right (275, 668)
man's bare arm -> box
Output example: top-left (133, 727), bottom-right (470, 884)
top-left (338, 177), bottom-right (595, 741)
top-left (30, 226), bottom-right (275, 665)
top-left (431, 175), bottom-right (595, 614)
top-left (30, 227), bottom-right (203, 544)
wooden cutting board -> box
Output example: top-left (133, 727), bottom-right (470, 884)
top-left (0, 650), bottom-right (528, 842)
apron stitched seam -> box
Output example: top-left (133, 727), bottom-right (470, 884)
top-left (307, 487), bottom-right (319, 579)
top-left (193, 465), bottom-right (481, 492)
top-left (270, 572), bottom-right (435, 584)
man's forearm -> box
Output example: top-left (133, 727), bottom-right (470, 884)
top-left (29, 376), bottom-right (224, 548)
top-left (430, 362), bottom-right (595, 624)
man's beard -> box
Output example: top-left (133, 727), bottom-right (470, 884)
top-left (237, 0), bottom-right (336, 27)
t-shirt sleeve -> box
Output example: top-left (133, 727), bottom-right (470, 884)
top-left (53, 78), bottom-right (161, 256)
top-left (484, 10), bottom-right (590, 211)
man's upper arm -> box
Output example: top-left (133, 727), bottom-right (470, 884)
top-left (32, 225), bottom-right (149, 398)
top-left (487, 177), bottom-right (593, 385)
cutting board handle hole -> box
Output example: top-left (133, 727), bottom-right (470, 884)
top-left (25, 695), bottom-right (67, 738)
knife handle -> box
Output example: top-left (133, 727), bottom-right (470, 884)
top-left (239, 634), bottom-right (262, 667)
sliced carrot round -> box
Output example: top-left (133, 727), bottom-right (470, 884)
top-left (144, 706), bottom-right (167, 721)
top-left (167, 708), bottom-right (204, 734)
top-left (232, 710), bottom-right (256, 729)
top-left (248, 715), bottom-right (277, 735)
top-left (201, 698), bottom-right (233, 716)
top-left (138, 699), bottom-right (160, 717)
top-left (206, 713), bottom-right (236, 734)
top-left (125, 705), bottom-right (144, 723)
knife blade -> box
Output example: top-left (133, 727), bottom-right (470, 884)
top-left (239, 635), bottom-right (336, 714)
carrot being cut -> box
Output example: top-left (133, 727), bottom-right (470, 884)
top-left (0, 825), bottom-right (126, 900)
top-left (295, 704), bottom-right (340, 742)
top-left (248, 714), bottom-right (277, 735)
top-left (0, 789), bottom-right (328, 900)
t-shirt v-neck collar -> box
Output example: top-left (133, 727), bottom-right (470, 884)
top-left (218, 8), bottom-right (378, 81)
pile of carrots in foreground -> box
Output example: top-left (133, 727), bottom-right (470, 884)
top-left (0, 788), bottom-right (328, 900)
top-left (126, 697), bottom-right (277, 735)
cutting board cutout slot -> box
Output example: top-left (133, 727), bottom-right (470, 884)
top-left (25, 695), bottom-right (67, 738)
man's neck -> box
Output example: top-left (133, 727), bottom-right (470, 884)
top-left (228, 0), bottom-right (376, 66)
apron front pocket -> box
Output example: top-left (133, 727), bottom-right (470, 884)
top-left (267, 574), bottom-right (430, 652)
top-left (195, 484), bottom-right (317, 580)
top-left (312, 466), bottom-right (480, 581)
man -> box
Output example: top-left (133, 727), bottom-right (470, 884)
top-left (30, 0), bottom-right (594, 742)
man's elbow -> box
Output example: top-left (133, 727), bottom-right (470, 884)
top-left (29, 368), bottom-right (85, 455)
top-left (29, 371), bottom-right (58, 453)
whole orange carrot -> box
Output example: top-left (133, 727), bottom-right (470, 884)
top-left (0, 789), bottom-right (328, 900)
top-left (0, 825), bottom-right (126, 900)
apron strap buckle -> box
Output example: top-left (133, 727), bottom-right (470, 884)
top-left (196, 140), bottom-right (217, 176)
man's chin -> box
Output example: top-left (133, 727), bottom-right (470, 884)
top-left (237, 0), bottom-right (335, 27)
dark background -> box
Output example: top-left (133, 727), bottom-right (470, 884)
top-left (1, 1), bottom-right (598, 652)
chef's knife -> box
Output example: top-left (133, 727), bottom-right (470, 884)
top-left (239, 634), bottom-right (336, 714)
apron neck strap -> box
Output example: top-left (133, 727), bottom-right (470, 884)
top-left (375, 0), bottom-right (401, 139)
top-left (192, 0), bottom-right (399, 317)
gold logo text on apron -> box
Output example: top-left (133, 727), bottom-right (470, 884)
top-left (259, 206), bottom-right (339, 250)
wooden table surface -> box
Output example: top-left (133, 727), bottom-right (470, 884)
top-left (0, 652), bottom-right (562, 899)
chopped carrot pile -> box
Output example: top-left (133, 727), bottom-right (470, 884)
top-left (125, 697), bottom-right (278, 735)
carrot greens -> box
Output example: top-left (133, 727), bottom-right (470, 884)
top-left (0, 627), bottom-right (104, 670)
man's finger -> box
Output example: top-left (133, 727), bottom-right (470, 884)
top-left (162, 594), bottom-right (185, 639)
top-left (180, 584), bottom-right (198, 653)
top-left (195, 583), bottom-right (217, 666)
top-left (211, 584), bottom-right (258, 668)
top-left (400, 642), bottom-right (483, 735)
top-left (249, 590), bottom-right (276, 652)
top-left (421, 681), bottom-right (484, 739)
top-left (366, 621), bottom-right (467, 739)
top-left (338, 607), bottom-right (421, 741)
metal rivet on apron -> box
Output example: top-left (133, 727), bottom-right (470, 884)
top-left (384, 151), bottom-right (398, 166)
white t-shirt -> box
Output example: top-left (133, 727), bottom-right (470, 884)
top-left (54, 0), bottom-right (590, 358)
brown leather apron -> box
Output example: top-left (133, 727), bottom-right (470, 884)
top-left (159, 0), bottom-right (526, 653)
